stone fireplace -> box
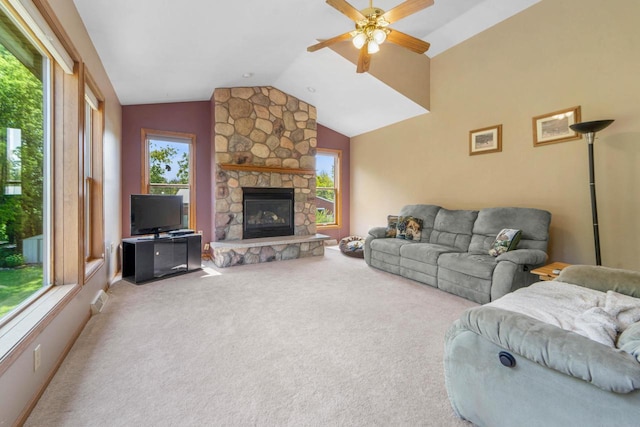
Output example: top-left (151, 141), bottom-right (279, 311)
top-left (211, 86), bottom-right (326, 267)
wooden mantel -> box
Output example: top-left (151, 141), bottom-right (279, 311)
top-left (218, 163), bottom-right (314, 175)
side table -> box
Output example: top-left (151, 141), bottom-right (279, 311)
top-left (531, 262), bottom-right (571, 281)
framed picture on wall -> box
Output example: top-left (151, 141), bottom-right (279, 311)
top-left (469, 124), bottom-right (502, 155)
top-left (532, 106), bottom-right (581, 146)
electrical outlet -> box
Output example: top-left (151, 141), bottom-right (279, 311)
top-left (34, 344), bottom-right (41, 372)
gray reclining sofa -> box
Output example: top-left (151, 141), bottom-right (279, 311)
top-left (364, 204), bottom-right (551, 303)
top-left (445, 265), bottom-right (640, 426)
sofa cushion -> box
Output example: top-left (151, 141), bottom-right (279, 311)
top-left (396, 216), bottom-right (423, 241)
top-left (370, 251), bottom-right (401, 273)
top-left (438, 252), bottom-right (498, 280)
top-left (468, 207), bottom-right (551, 253)
top-left (429, 208), bottom-right (478, 251)
top-left (488, 228), bottom-right (522, 257)
top-left (618, 322), bottom-right (640, 361)
top-left (385, 215), bottom-right (399, 238)
top-left (369, 238), bottom-right (412, 256)
top-left (398, 204), bottom-right (441, 243)
top-left (438, 269), bottom-right (492, 304)
top-left (400, 242), bottom-right (460, 265)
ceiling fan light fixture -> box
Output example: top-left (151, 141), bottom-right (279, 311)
top-left (367, 39), bottom-right (380, 54)
top-left (308, 0), bottom-right (435, 73)
top-left (372, 28), bottom-right (387, 44)
top-left (352, 32), bottom-right (367, 49)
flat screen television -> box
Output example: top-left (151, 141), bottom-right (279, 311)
top-left (130, 194), bottom-right (183, 238)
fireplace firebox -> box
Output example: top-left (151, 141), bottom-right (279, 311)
top-left (242, 187), bottom-right (295, 239)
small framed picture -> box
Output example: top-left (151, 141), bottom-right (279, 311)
top-left (469, 124), bottom-right (502, 156)
top-left (532, 106), bottom-right (581, 146)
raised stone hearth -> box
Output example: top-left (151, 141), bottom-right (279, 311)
top-left (212, 86), bottom-right (320, 267)
top-left (210, 234), bottom-right (329, 268)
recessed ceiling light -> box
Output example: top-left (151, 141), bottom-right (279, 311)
top-left (307, 86), bottom-right (316, 93)
top-left (242, 72), bottom-right (253, 78)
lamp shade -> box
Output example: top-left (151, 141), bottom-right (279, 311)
top-left (570, 120), bottom-right (614, 134)
top-left (367, 40), bottom-right (380, 54)
top-left (352, 33), bottom-right (367, 49)
top-left (372, 28), bottom-right (387, 44)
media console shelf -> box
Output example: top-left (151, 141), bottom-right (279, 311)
top-left (122, 234), bottom-right (201, 284)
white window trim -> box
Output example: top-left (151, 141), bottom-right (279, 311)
top-left (1, 0), bottom-right (73, 73)
top-left (84, 83), bottom-right (98, 110)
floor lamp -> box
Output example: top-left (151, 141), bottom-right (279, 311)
top-left (569, 119), bottom-right (614, 266)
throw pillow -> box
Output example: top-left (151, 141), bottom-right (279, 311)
top-left (396, 216), bottom-right (423, 241)
top-left (386, 215), bottom-right (399, 238)
top-left (488, 228), bottom-right (522, 257)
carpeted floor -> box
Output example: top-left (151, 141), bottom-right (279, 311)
top-left (26, 249), bottom-right (476, 426)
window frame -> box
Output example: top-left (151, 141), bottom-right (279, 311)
top-left (315, 148), bottom-right (341, 229)
top-left (82, 66), bottom-right (104, 281)
top-left (0, 0), bottom-right (78, 339)
top-left (141, 128), bottom-right (197, 231)
top-left (0, 1), bottom-right (53, 325)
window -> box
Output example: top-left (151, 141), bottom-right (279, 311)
top-left (84, 91), bottom-right (93, 259)
top-left (0, 7), bottom-right (51, 319)
top-left (315, 149), bottom-right (341, 227)
top-left (83, 73), bottom-right (104, 277)
top-left (141, 129), bottom-right (196, 230)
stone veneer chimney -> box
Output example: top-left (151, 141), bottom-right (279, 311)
top-left (213, 86), bottom-right (317, 242)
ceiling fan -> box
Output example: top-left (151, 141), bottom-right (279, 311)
top-left (308, 0), bottom-right (434, 73)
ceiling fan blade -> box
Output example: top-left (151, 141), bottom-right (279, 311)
top-left (356, 46), bottom-right (370, 73)
top-left (382, 0), bottom-right (434, 24)
top-left (386, 29), bottom-right (431, 54)
top-left (307, 32), bottom-right (353, 52)
top-left (326, 0), bottom-right (365, 22)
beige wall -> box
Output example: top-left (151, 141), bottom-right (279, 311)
top-left (351, 0), bottom-right (640, 271)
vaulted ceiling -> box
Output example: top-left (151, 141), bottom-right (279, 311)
top-left (73, 0), bottom-right (540, 137)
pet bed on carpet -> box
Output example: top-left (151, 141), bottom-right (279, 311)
top-left (339, 236), bottom-right (365, 258)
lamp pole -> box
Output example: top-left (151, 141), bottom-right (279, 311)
top-left (584, 131), bottom-right (601, 265)
top-left (569, 120), bottom-right (614, 266)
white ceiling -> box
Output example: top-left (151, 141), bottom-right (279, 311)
top-left (73, 0), bottom-right (540, 137)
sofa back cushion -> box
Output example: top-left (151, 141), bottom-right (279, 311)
top-left (468, 207), bottom-right (551, 253)
top-left (398, 205), bottom-right (441, 243)
top-left (557, 265), bottom-right (640, 298)
top-left (429, 208), bottom-right (478, 251)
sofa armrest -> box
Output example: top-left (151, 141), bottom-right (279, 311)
top-left (495, 248), bottom-right (547, 266)
top-left (368, 226), bottom-right (387, 239)
top-left (455, 306), bottom-right (640, 393)
top-left (364, 226), bottom-right (386, 265)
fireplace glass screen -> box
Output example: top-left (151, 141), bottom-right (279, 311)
top-left (243, 188), bottom-right (295, 239)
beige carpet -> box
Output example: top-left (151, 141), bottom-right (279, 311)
top-left (26, 249), bottom-right (476, 426)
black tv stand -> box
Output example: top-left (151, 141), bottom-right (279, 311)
top-left (122, 234), bottom-right (201, 284)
